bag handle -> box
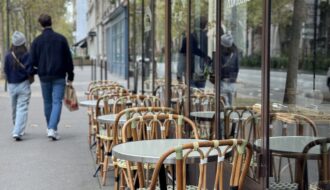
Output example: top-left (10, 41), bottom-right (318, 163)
top-left (11, 51), bottom-right (26, 69)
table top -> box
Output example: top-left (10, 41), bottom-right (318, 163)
top-left (79, 100), bottom-right (107, 108)
top-left (255, 136), bottom-right (325, 155)
top-left (112, 139), bottom-right (225, 164)
top-left (190, 111), bottom-right (251, 121)
top-left (97, 114), bottom-right (127, 124)
top-left (79, 99), bottom-right (130, 108)
top-left (190, 111), bottom-right (215, 119)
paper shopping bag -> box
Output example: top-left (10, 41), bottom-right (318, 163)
top-left (64, 85), bottom-right (79, 111)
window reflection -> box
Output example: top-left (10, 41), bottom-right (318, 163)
top-left (220, 0), bottom-right (263, 184)
top-left (269, 0), bottom-right (330, 189)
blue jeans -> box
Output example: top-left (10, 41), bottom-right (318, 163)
top-left (40, 78), bottom-right (66, 131)
top-left (221, 81), bottom-right (236, 106)
top-left (8, 80), bottom-right (31, 135)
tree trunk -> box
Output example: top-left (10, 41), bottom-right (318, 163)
top-left (283, 0), bottom-right (306, 104)
top-left (0, 0), bottom-right (5, 79)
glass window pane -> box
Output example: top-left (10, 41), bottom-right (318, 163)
top-left (154, 0), bottom-right (166, 104)
top-left (128, 0), bottom-right (143, 93)
top-left (220, 0), bottom-right (263, 183)
top-left (269, 0), bottom-right (330, 189)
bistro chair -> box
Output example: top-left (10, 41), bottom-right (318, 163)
top-left (143, 139), bottom-right (252, 190)
top-left (94, 93), bottom-right (131, 175)
top-left (86, 85), bottom-right (124, 147)
top-left (87, 86), bottom-right (129, 148)
top-left (116, 114), bottom-right (199, 189)
top-left (100, 107), bottom-right (176, 186)
top-left (87, 80), bottom-right (120, 92)
top-left (189, 94), bottom-right (216, 139)
top-left (237, 114), bottom-right (262, 180)
top-left (302, 137), bottom-right (330, 190)
top-left (112, 95), bottom-right (162, 113)
top-left (223, 106), bottom-right (254, 139)
top-left (269, 113), bottom-right (318, 190)
top-left (190, 94), bottom-right (216, 112)
top-left (154, 83), bottom-right (187, 113)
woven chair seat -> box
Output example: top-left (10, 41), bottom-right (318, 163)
top-left (309, 181), bottom-right (330, 190)
top-left (97, 127), bottom-right (114, 140)
top-left (269, 182), bottom-right (298, 190)
top-left (309, 183), bottom-right (319, 190)
top-left (96, 134), bottom-right (114, 141)
top-left (115, 159), bottom-right (155, 170)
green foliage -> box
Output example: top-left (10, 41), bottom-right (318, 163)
top-left (240, 53), bottom-right (330, 73)
top-left (271, 56), bottom-right (288, 70)
top-left (247, 0), bottom-right (293, 30)
top-left (8, 0), bottom-right (72, 44)
top-left (301, 55), bottom-right (330, 73)
top-left (240, 54), bottom-right (261, 68)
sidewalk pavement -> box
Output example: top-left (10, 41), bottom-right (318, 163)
top-left (0, 66), bottom-right (126, 190)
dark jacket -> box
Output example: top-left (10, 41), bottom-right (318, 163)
top-left (221, 50), bottom-right (239, 82)
top-left (29, 28), bottom-right (74, 82)
top-left (4, 52), bottom-right (33, 84)
top-left (179, 33), bottom-right (208, 77)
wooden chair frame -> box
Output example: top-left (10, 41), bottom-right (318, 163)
top-left (269, 112), bottom-right (318, 187)
top-left (148, 139), bottom-right (252, 190)
top-left (100, 107), bottom-right (176, 185)
top-left (117, 114), bottom-right (199, 189)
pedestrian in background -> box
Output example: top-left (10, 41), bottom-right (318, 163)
top-left (4, 31), bottom-right (34, 141)
top-left (178, 17), bottom-right (211, 88)
top-left (220, 33), bottom-right (240, 106)
top-left (29, 14), bottom-right (74, 140)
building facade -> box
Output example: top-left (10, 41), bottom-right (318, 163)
top-left (86, 0), bottom-right (128, 78)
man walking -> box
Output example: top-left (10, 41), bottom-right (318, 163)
top-left (29, 14), bottom-right (74, 140)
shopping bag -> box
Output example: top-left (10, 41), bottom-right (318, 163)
top-left (64, 85), bottom-right (79, 111)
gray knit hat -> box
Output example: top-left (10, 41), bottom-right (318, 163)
top-left (221, 33), bottom-right (233, 48)
top-left (12, 31), bottom-right (26, 46)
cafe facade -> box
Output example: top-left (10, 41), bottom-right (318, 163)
top-left (86, 0), bottom-right (330, 189)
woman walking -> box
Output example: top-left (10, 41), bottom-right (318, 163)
top-left (4, 31), bottom-right (34, 141)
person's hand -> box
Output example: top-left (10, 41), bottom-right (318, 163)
top-left (204, 56), bottom-right (212, 65)
top-left (208, 56), bottom-right (212, 64)
top-left (67, 80), bottom-right (73, 86)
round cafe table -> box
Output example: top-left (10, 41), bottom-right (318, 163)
top-left (97, 114), bottom-right (127, 124)
top-left (190, 111), bottom-right (215, 119)
top-left (254, 136), bottom-right (323, 155)
top-left (79, 99), bottom-right (131, 108)
top-left (255, 136), bottom-right (325, 189)
top-left (113, 139), bottom-right (231, 190)
top-left (112, 139), bottom-right (225, 164)
top-left (79, 100), bottom-right (108, 108)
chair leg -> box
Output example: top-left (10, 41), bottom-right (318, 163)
top-left (120, 170), bottom-right (128, 190)
top-left (126, 162), bottom-right (136, 189)
top-left (102, 154), bottom-right (109, 185)
top-left (95, 139), bottom-right (100, 164)
top-left (114, 162), bottom-right (119, 190)
top-left (88, 125), bottom-right (92, 147)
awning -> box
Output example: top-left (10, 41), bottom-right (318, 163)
top-left (73, 37), bottom-right (87, 48)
